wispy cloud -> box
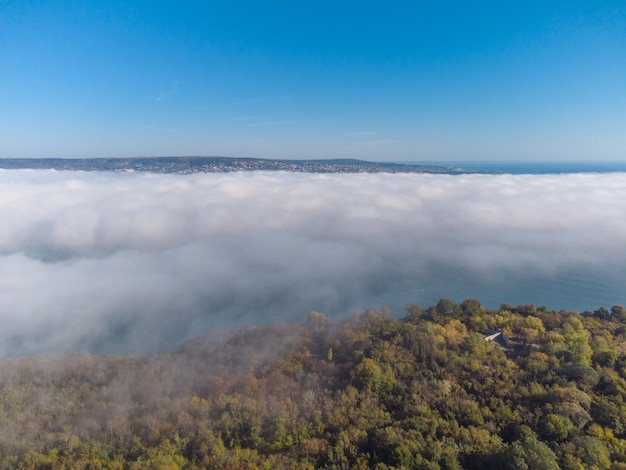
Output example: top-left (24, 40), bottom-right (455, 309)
top-left (151, 80), bottom-right (179, 103)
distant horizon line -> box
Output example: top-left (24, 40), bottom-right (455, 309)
top-left (1, 155), bottom-right (625, 165)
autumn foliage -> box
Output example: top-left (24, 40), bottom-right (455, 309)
top-left (2, 301), bottom-right (626, 469)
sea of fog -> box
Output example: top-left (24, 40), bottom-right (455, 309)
top-left (0, 169), bottom-right (625, 356)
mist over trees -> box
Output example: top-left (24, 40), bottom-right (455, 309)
top-left (2, 300), bottom-right (626, 468)
top-left (1, 171), bottom-right (625, 466)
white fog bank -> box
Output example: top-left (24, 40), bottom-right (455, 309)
top-left (1, 170), bottom-right (625, 355)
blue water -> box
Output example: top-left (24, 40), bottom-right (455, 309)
top-left (434, 161), bottom-right (626, 174)
top-left (384, 161), bottom-right (626, 312)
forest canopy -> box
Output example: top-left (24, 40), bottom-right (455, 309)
top-left (2, 300), bottom-right (626, 469)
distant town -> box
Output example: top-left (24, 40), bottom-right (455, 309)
top-left (0, 156), bottom-right (479, 174)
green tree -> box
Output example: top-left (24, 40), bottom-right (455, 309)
top-left (562, 316), bottom-right (593, 365)
top-left (539, 413), bottom-right (575, 442)
top-left (461, 333), bottom-right (491, 356)
top-left (351, 358), bottom-right (394, 394)
top-left (405, 303), bottom-right (425, 323)
top-left (611, 305), bottom-right (626, 322)
top-left (569, 436), bottom-right (611, 470)
top-left (436, 298), bottom-right (459, 317)
top-left (461, 298), bottom-right (484, 316)
top-left (502, 437), bottom-right (560, 470)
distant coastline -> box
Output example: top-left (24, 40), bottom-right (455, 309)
top-left (0, 156), bottom-right (479, 175)
top-left (4, 157), bottom-right (625, 175)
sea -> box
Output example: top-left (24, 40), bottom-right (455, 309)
top-left (389, 161), bottom-right (626, 314)
top-left (434, 160), bottom-right (626, 175)
top-left (393, 263), bottom-right (626, 316)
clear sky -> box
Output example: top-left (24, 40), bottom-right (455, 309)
top-left (1, 1), bottom-right (625, 161)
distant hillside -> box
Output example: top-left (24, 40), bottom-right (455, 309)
top-left (0, 156), bottom-right (477, 174)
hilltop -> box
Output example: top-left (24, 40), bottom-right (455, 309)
top-left (1, 299), bottom-right (626, 468)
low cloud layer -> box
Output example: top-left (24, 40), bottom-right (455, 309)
top-left (1, 170), bottom-right (625, 356)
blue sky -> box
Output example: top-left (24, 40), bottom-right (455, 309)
top-left (1, 1), bottom-right (625, 161)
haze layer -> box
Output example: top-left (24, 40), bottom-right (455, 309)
top-left (1, 170), bottom-right (624, 355)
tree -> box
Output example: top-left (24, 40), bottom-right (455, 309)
top-left (405, 304), bottom-right (425, 323)
top-left (562, 316), bottom-right (593, 365)
top-left (502, 437), bottom-right (559, 470)
top-left (559, 362), bottom-right (599, 387)
top-left (461, 333), bottom-right (491, 356)
top-left (436, 298), bottom-right (459, 317)
top-left (307, 311), bottom-right (329, 330)
top-left (351, 358), bottom-right (395, 394)
top-left (461, 298), bottom-right (484, 317)
top-left (539, 413), bottom-right (575, 442)
top-left (513, 315), bottom-right (545, 343)
top-left (569, 436), bottom-right (611, 469)
top-left (594, 307), bottom-right (610, 320)
top-left (611, 305), bottom-right (626, 322)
